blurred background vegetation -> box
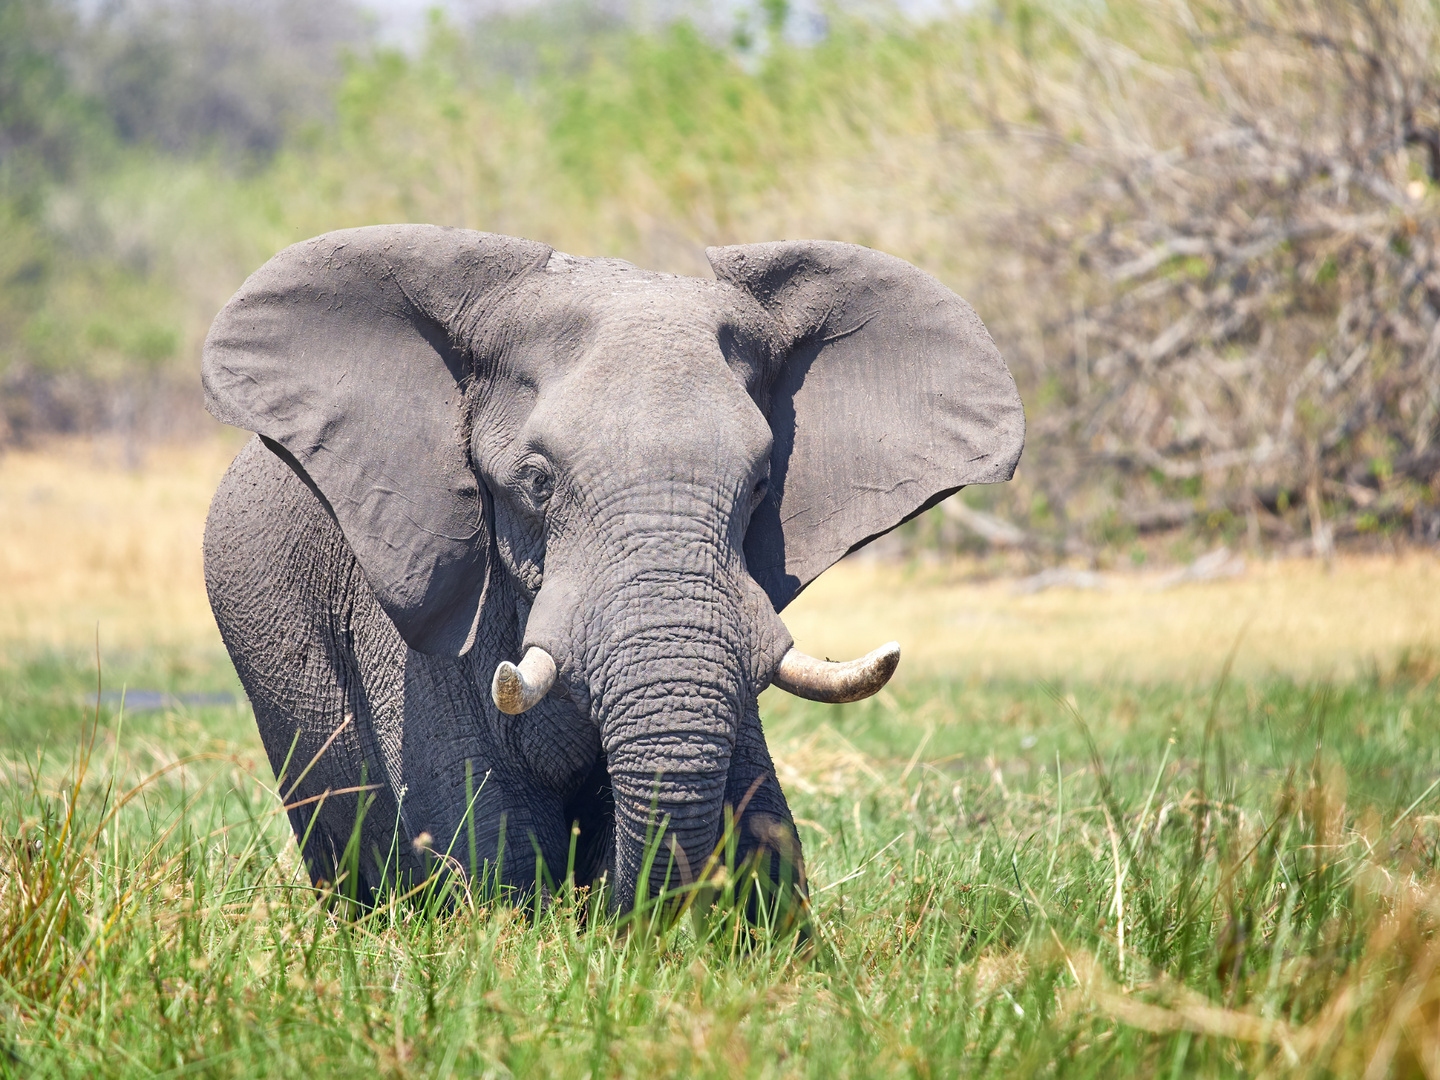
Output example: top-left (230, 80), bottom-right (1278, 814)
top-left (5, 0), bottom-right (1440, 563)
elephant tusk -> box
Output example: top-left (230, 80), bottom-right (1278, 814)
top-left (771, 641), bottom-right (901, 704)
top-left (491, 647), bottom-right (557, 715)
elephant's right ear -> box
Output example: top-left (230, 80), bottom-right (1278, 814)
top-left (202, 225), bottom-right (552, 656)
top-left (710, 240), bottom-right (1024, 611)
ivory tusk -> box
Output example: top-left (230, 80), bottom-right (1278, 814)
top-left (491, 647), bottom-right (558, 715)
top-left (771, 641), bottom-right (901, 704)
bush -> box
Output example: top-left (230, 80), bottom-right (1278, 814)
top-left (8, 0), bottom-right (1440, 556)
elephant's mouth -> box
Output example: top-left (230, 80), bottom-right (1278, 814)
top-left (490, 635), bottom-right (901, 716)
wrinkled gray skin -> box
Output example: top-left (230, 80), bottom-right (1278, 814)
top-left (201, 226), bottom-right (1024, 912)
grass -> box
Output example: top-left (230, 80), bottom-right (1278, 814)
top-left (786, 554), bottom-right (1440, 685)
top-left (7, 440), bottom-right (1440, 1076)
top-left (0, 436), bottom-right (240, 652)
top-left (5, 646), bottom-right (1440, 1077)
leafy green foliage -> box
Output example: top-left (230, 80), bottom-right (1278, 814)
top-left (6, 0), bottom-right (1439, 553)
top-left (0, 0), bottom-right (964, 412)
top-left (0, 0), bottom-right (102, 201)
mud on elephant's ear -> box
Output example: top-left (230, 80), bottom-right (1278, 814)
top-left (707, 241), bottom-right (1026, 612)
top-left (202, 225), bottom-right (553, 656)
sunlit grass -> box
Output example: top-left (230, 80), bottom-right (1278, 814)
top-left (0, 436), bottom-right (239, 652)
top-left (5, 652), bottom-right (1440, 1077)
top-left (6, 444), bottom-right (1440, 1076)
top-left (782, 554), bottom-right (1440, 685)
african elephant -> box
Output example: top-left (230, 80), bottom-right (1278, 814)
top-left (201, 225), bottom-right (1024, 914)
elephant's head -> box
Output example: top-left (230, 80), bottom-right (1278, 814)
top-left (202, 226), bottom-right (1024, 910)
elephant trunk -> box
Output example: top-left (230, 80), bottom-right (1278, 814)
top-left (587, 577), bottom-right (747, 913)
top-left (605, 727), bottom-right (732, 911)
top-left (519, 480), bottom-right (785, 913)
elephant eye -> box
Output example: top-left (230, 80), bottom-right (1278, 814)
top-left (750, 474), bottom-right (770, 509)
top-left (516, 461), bottom-right (554, 506)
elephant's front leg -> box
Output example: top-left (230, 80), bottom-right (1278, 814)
top-left (389, 653), bottom-right (575, 901)
top-left (401, 761), bottom-right (573, 903)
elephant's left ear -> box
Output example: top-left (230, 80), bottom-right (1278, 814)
top-left (203, 225), bottom-right (552, 656)
top-left (708, 240), bottom-right (1025, 611)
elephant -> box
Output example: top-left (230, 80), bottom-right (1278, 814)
top-left (200, 225), bottom-right (1024, 916)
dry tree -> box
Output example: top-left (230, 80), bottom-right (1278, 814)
top-left (970, 0), bottom-right (1440, 554)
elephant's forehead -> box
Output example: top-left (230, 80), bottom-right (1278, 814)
top-left (484, 269), bottom-right (773, 471)
top-left (535, 265), bottom-right (738, 331)
top-left (490, 262), bottom-right (776, 390)
top-left (533, 321), bottom-right (771, 464)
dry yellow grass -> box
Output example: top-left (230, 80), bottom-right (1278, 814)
top-left (0, 434), bottom-right (242, 655)
top-left (3, 437), bottom-right (1437, 681)
top-left (783, 552), bottom-right (1440, 684)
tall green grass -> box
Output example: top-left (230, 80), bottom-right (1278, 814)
top-left (4, 650), bottom-right (1440, 1076)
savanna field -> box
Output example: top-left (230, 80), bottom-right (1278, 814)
top-left (12, 0), bottom-right (1440, 1074)
top-left (4, 441), bottom-right (1440, 1078)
